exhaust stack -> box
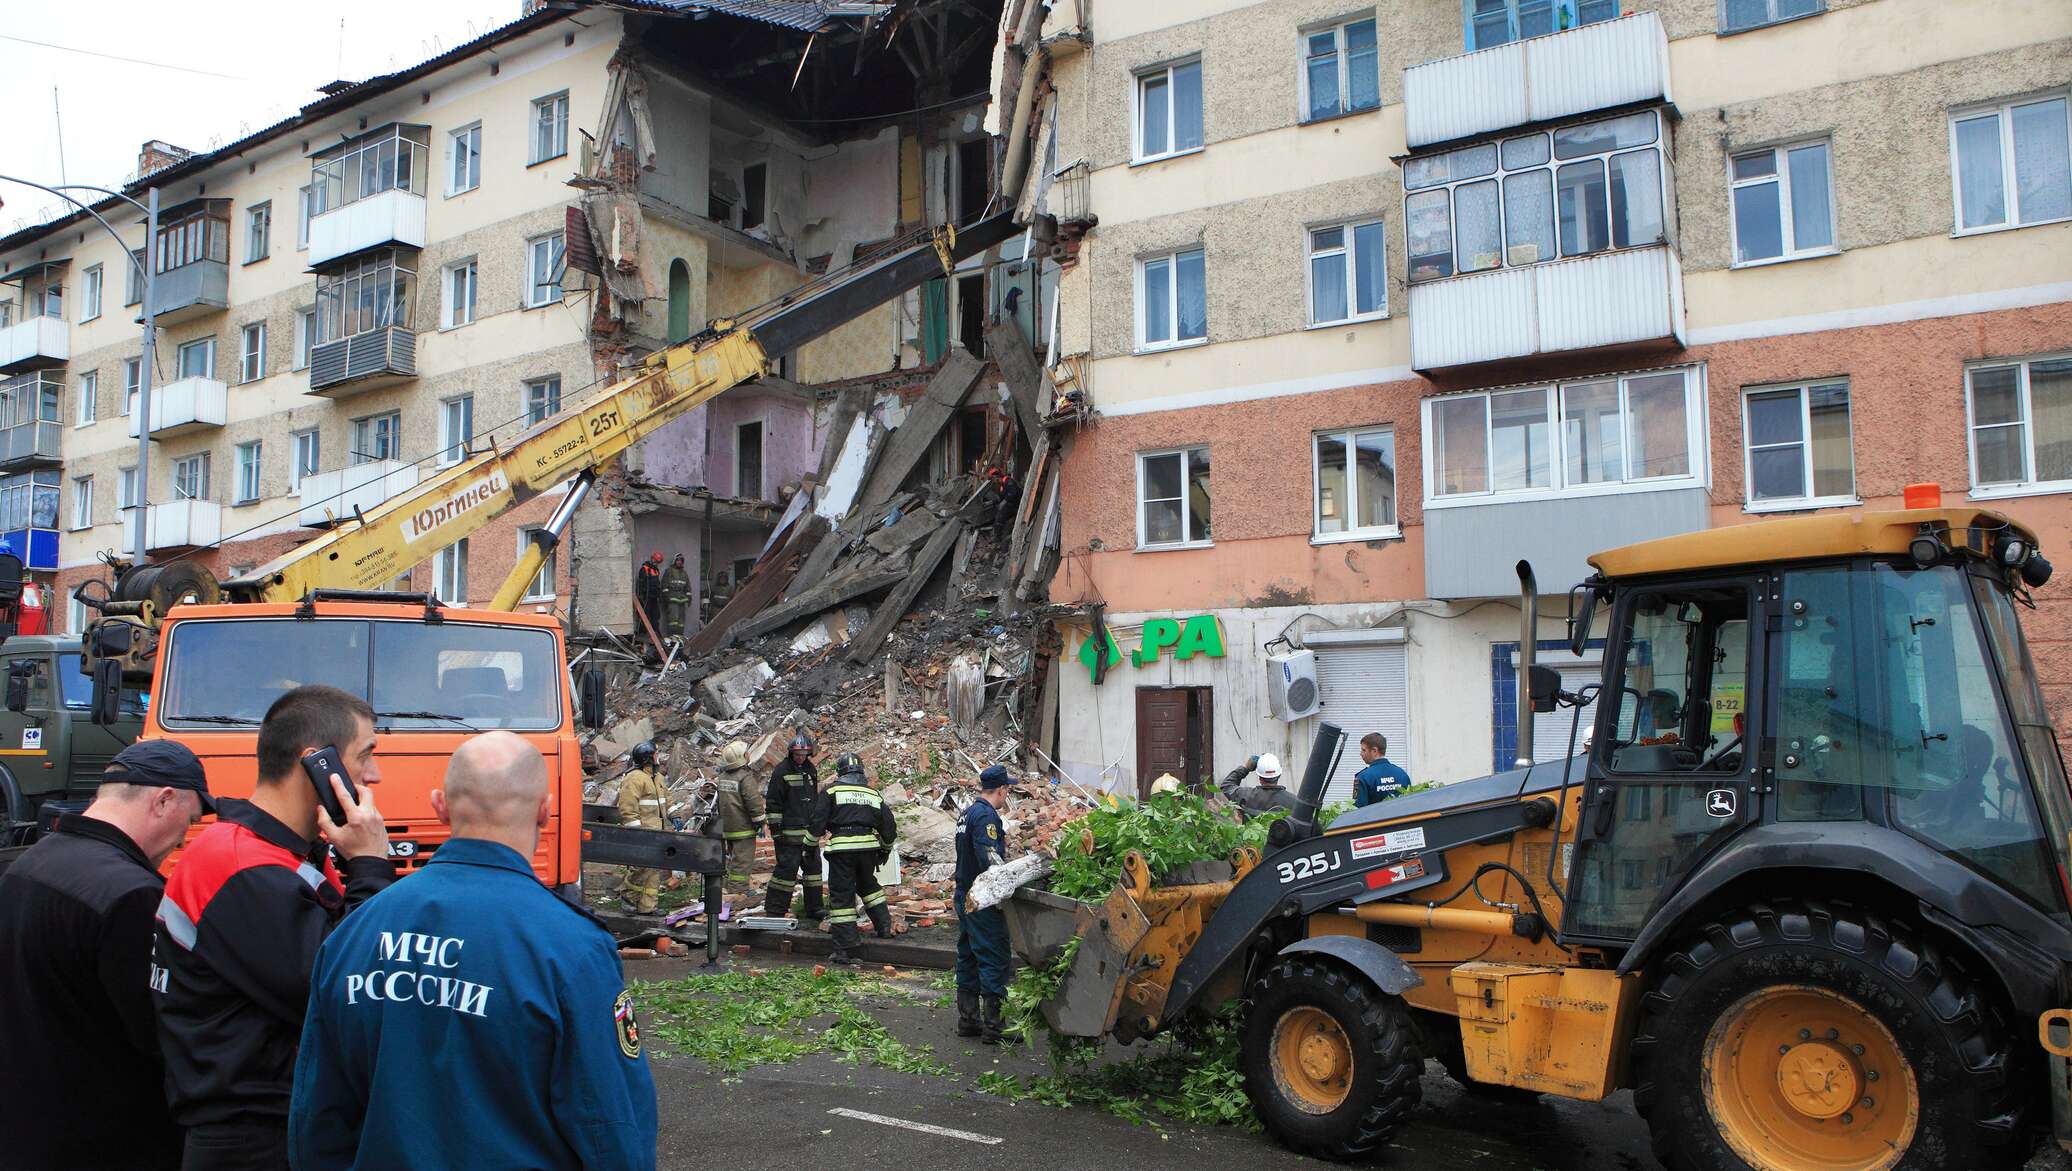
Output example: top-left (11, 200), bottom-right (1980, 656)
top-left (1289, 720), bottom-right (1345, 840)
top-left (1515, 560), bottom-right (1538, 768)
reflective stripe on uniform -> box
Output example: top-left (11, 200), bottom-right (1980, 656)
top-left (780, 829), bottom-right (808, 841)
top-left (861, 890), bottom-right (888, 908)
top-left (722, 829), bottom-right (755, 839)
top-left (766, 878), bottom-right (797, 892)
top-left (802, 871), bottom-right (823, 883)
top-left (827, 834), bottom-right (882, 851)
top-left (157, 895), bottom-right (198, 950)
top-left (828, 908), bottom-right (858, 923)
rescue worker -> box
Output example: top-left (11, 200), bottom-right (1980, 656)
top-left (713, 740), bottom-right (765, 916)
top-left (634, 551), bottom-right (664, 639)
top-left (702, 570), bottom-right (733, 624)
top-left (984, 465), bottom-right (1021, 531)
top-left (1353, 732), bottom-right (1412, 808)
top-left (813, 754), bottom-right (897, 965)
top-left (1218, 752), bottom-right (1298, 820)
top-left (760, 734), bottom-right (825, 922)
top-left (954, 765), bottom-right (1014, 1044)
top-left (615, 742), bottom-right (669, 914)
top-left (289, 732), bottom-right (657, 1170)
top-left (661, 554), bottom-right (692, 638)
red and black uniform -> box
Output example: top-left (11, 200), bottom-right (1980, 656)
top-left (153, 798), bottom-right (393, 1170)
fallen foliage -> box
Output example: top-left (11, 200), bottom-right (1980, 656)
top-left (1048, 792), bottom-right (1283, 903)
top-left (630, 966), bottom-right (948, 1077)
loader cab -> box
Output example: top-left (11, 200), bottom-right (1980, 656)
top-left (1560, 511), bottom-right (2072, 947)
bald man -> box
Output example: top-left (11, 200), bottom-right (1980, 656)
top-left (289, 733), bottom-right (657, 1171)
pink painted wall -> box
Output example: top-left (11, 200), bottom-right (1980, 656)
top-left (703, 390), bottom-right (822, 501)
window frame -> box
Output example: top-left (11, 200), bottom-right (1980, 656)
top-left (525, 233), bottom-right (565, 308)
top-left (1306, 217), bottom-right (1390, 327)
top-left (435, 538), bottom-right (469, 603)
top-left (234, 440), bottom-right (262, 505)
top-left (1717, 0), bottom-right (1825, 35)
top-left (172, 452), bottom-right (210, 502)
top-left (448, 122), bottom-right (483, 196)
top-left (1420, 365), bottom-right (1710, 509)
top-left (1965, 352), bottom-right (2072, 499)
top-left (442, 257), bottom-right (478, 329)
top-left (1298, 16), bottom-right (1381, 125)
top-left (80, 264), bottom-right (103, 322)
top-left (69, 475), bottom-right (92, 531)
top-left (525, 375), bottom-right (562, 424)
top-left (175, 337), bottom-right (215, 382)
top-left (245, 201), bottom-right (271, 264)
top-left (1948, 91), bottom-right (2072, 237)
top-left (517, 526), bottom-right (556, 602)
top-left (352, 410), bottom-right (403, 465)
top-left (291, 428), bottom-right (320, 493)
top-left (75, 370), bottom-right (96, 428)
top-left (1739, 379), bottom-right (1857, 513)
top-left (1134, 445), bottom-right (1213, 551)
top-left (240, 321), bottom-right (267, 384)
top-left (297, 184), bottom-right (314, 251)
top-left (1464, 0), bottom-right (1620, 51)
top-left (122, 358), bottom-right (141, 416)
top-left (1134, 247), bottom-right (1208, 353)
top-left (1728, 137), bottom-right (1837, 268)
top-left (735, 418), bottom-right (764, 499)
top-left (530, 91), bottom-right (571, 166)
top-left (293, 307), bottom-right (316, 371)
top-left (1131, 58), bottom-right (1205, 165)
top-left (1312, 425), bottom-right (1401, 543)
top-left (438, 394), bottom-right (474, 467)
top-left (125, 249), bottom-right (145, 306)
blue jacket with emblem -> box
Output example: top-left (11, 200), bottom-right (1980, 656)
top-left (288, 839), bottom-right (657, 1171)
top-left (953, 799), bottom-right (1008, 892)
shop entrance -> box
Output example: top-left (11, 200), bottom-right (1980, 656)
top-left (1135, 686), bottom-right (1213, 798)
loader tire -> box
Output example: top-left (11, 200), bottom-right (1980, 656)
top-left (1631, 899), bottom-right (2024, 1171)
top-left (1241, 957), bottom-right (1421, 1162)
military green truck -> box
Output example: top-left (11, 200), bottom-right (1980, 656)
top-left (0, 635), bottom-right (145, 871)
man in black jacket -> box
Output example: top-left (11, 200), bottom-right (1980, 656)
top-left (0, 740), bottom-right (215, 1171)
top-left (761, 734), bottom-right (824, 922)
top-left (811, 753), bottom-right (897, 964)
top-left (155, 685), bottom-right (393, 1171)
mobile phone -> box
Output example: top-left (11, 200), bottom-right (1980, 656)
top-left (302, 746), bottom-right (356, 826)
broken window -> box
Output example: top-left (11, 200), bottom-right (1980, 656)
top-left (741, 162), bottom-right (768, 230)
top-left (1137, 446), bottom-right (1211, 548)
top-left (526, 233), bottom-right (565, 307)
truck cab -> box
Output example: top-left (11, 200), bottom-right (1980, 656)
top-left (0, 635), bottom-right (144, 844)
top-left (143, 597), bottom-right (585, 893)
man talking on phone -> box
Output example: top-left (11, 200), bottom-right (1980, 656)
top-left (155, 684), bottom-right (394, 1171)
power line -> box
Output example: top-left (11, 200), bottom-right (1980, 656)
top-left (0, 34), bottom-right (249, 81)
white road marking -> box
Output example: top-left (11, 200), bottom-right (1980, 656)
top-left (826, 1108), bottom-right (1004, 1145)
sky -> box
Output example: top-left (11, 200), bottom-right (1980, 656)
top-left (0, 0), bottom-right (521, 232)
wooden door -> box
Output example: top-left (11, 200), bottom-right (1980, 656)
top-left (1136, 687), bottom-right (1191, 798)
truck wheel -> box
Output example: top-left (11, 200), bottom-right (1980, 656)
top-left (1241, 957), bottom-right (1421, 1162)
top-left (1631, 899), bottom-right (2022, 1171)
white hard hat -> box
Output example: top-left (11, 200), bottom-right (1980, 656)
top-left (1150, 774), bottom-right (1182, 795)
top-left (1257, 753), bottom-right (1283, 780)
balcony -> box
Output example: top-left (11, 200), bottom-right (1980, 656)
top-left (127, 375), bottom-right (228, 439)
top-left (141, 499), bottom-right (221, 551)
top-left (0, 373), bottom-right (61, 469)
top-left (296, 460), bottom-right (420, 528)
top-left (0, 527), bottom-right (56, 572)
top-left (309, 326), bottom-right (416, 397)
top-left (1404, 12), bottom-right (1670, 149)
top-left (310, 188), bottom-right (428, 268)
top-left (1409, 244), bottom-right (1684, 371)
top-left (146, 259), bottom-right (230, 325)
top-left (0, 315), bottom-right (68, 373)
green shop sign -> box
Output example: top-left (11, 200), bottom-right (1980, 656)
top-left (1079, 615), bottom-right (1226, 682)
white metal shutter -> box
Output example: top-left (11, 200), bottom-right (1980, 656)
top-left (1312, 643), bottom-right (1411, 803)
top-left (1529, 663), bottom-right (1602, 764)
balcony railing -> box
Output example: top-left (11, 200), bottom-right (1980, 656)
top-left (0, 315), bottom-right (67, 373)
top-left (0, 372), bottom-right (60, 469)
top-left (308, 325), bottom-right (417, 396)
top-left (0, 527), bottom-right (56, 572)
top-left (308, 124), bottom-right (430, 267)
top-left (1404, 12), bottom-right (1670, 149)
top-left (1409, 243), bottom-right (1683, 371)
top-left (146, 258), bottom-right (230, 325)
top-left (296, 460), bottom-right (420, 528)
top-left (141, 499), bottom-right (221, 551)
top-left (309, 187), bottom-right (429, 268)
top-left (127, 375), bottom-right (227, 439)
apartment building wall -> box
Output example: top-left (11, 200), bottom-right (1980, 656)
top-left (1041, 0), bottom-right (2072, 798)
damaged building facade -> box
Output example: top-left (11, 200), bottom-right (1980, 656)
top-left (1008, 0), bottom-right (2072, 800)
top-left (0, 0), bottom-right (1032, 637)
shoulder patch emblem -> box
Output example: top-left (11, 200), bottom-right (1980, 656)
top-left (614, 990), bottom-right (642, 1059)
top-left (986, 823), bottom-right (1001, 840)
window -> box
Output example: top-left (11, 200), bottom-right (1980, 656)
top-left (245, 202), bottom-right (271, 263)
top-left (1743, 381), bottom-right (1854, 509)
top-left (314, 249), bottom-right (416, 343)
top-left (172, 453), bottom-right (209, 502)
top-left (1405, 111), bottom-right (1666, 282)
top-left (122, 358), bottom-right (141, 416)
top-left (0, 301), bottom-right (11, 329)
top-left (80, 265), bottom-right (103, 322)
top-left (153, 208), bottom-right (229, 274)
top-left (1721, 0), bottom-right (1821, 32)
top-left (736, 420), bottom-right (764, 498)
top-left (235, 441), bottom-right (262, 504)
top-left (517, 527), bottom-right (555, 601)
top-left (1314, 427), bottom-right (1398, 539)
top-left (1425, 367), bottom-right (1702, 502)
top-left (531, 92), bottom-right (570, 164)
top-left (309, 125), bottom-right (430, 216)
top-left (353, 411), bottom-right (402, 464)
top-left (741, 162), bottom-right (767, 231)
top-left (176, 337), bottom-right (214, 381)
top-left (40, 284), bottom-right (61, 318)
top-left (1465, 0), bottom-right (1619, 50)
top-left (293, 308), bottom-right (316, 371)
top-left (75, 371), bottom-right (96, 428)
top-left (443, 258), bottom-right (477, 328)
top-left (69, 476), bottom-right (92, 531)
top-left (118, 467), bottom-right (137, 512)
top-left (1137, 248), bottom-right (1207, 350)
top-left (297, 184), bottom-right (314, 249)
top-left (1302, 18), bottom-right (1379, 123)
top-left (292, 429), bottom-right (320, 492)
top-left (1968, 355), bottom-right (2072, 495)
top-left (1951, 94), bottom-right (2072, 233)
top-left (1308, 220), bottom-right (1387, 325)
top-left (1730, 140), bottom-right (1834, 264)
top-left (449, 122), bottom-right (482, 195)
top-left (240, 322), bottom-right (266, 383)
top-left (435, 539), bottom-right (469, 603)
top-left (125, 249), bottom-right (145, 306)
top-left (525, 375), bottom-right (561, 424)
top-left (1133, 60), bottom-right (1203, 162)
top-left (439, 395), bottom-right (474, 466)
top-left (526, 233), bottom-right (565, 307)
top-left (1137, 446), bottom-right (1212, 548)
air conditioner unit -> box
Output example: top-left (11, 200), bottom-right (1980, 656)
top-left (1266, 649), bottom-right (1321, 721)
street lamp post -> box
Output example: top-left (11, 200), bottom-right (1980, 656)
top-left (0, 175), bottom-right (158, 563)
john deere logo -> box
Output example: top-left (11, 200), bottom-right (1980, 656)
top-left (1706, 789), bottom-right (1737, 818)
top-left (1079, 615), bottom-right (1226, 682)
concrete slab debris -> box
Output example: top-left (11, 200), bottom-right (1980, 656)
top-left (696, 659), bottom-right (775, 719)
